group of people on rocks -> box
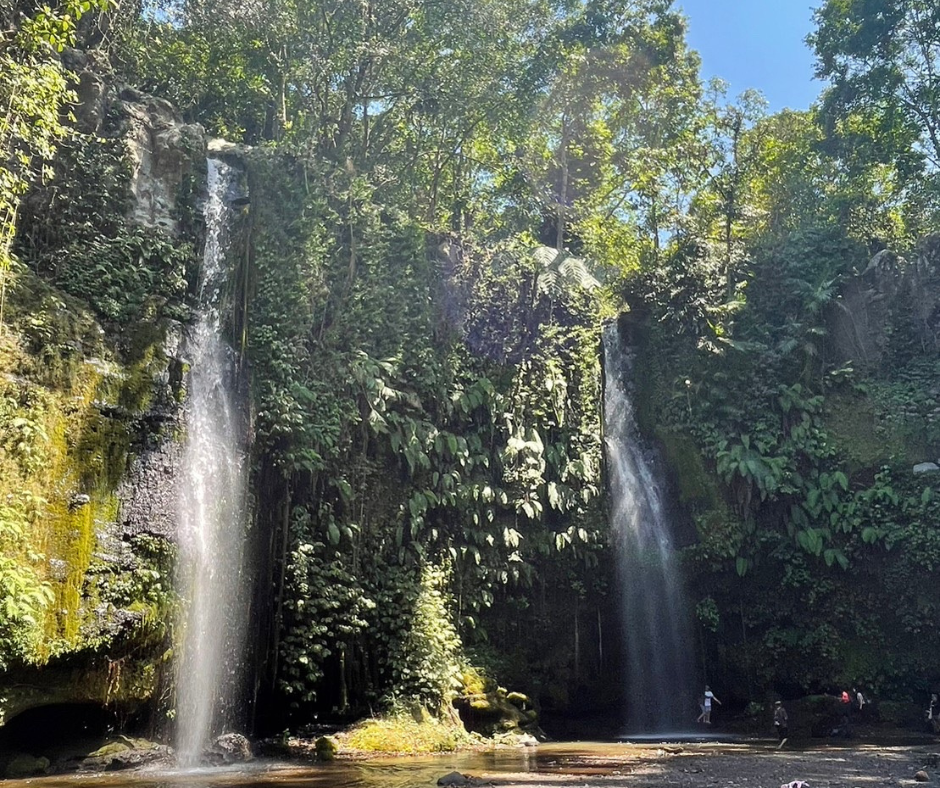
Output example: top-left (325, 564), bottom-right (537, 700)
top-left (694, 684), bottom-right (875, 749)
top-left (695, 684), bottom-right (789, 747)
top-left (690, 684), bottom-right (940, 745)
top-left (840, 687), bottom-right (867, 716)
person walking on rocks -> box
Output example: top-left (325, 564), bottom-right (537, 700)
top-left (702, 685), bottom-right (721, 724)
top-left (774, 701), bottom-right (789, 749)
top-left (853, 687), bottom-right (866, 720)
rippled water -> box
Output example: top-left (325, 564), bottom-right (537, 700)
top-left (2, 743), bottom-right (680, 788)
top-left (8, 739), bottom-right (930, 788)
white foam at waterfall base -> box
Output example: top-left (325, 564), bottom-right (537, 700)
top-left (174, 158), bottom-right (248, 765)
top-left (603, 323), bottom-right (696, 733)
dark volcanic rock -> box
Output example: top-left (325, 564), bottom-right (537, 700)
top-left (205, 732), bottom-right (253, 764)
top-left (437, 772), bottom-right (493, 786)
top-left (5, 753), bottom-right (50, 779)
top-left (78, 739), bottom-right (171, 772)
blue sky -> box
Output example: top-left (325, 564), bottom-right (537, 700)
top-left (676, 0), bottom-right (823, 112)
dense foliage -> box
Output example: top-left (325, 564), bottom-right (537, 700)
top-left (243, 152), bottom-right (606, 721)
top-left (1, 0), bottom-right (939, 731)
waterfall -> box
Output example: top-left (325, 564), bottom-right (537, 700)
top-left (603, 323), bottom-right (694, 733)
top-left (174, 158), bottom-right (248, 764)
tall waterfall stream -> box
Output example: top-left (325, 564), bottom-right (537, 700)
top-left (603, 323), bottom-right (695, 733)
top-left (175, 158), bottom-right (248, 764)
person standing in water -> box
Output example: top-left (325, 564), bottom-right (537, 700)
top-left (696, 693), bottom-right (706, 723)
top-left (703, 685), bottom-right (721, 724)
top-left (774, 701), bottom-right (789, 748)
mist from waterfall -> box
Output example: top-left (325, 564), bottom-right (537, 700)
top-left (603, 323), bottom-right (695, 733)
top-left (175, 158), bottom-right (248, 765)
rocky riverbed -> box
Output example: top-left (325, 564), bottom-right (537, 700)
top-left (460, 741), bottom-right (940, 788)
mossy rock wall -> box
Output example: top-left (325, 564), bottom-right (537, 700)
top-left (0, 273), bottom-right (182, 721)
top-left (0, 68), bottom-right (207, 724)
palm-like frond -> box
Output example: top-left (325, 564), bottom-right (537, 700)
top-left (532, 246), bottom-right (600, 297)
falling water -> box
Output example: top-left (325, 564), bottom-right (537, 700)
top-left (175, 158), bottom-right (248, 764)
top-left (603, 322), bottom-right (695, 733)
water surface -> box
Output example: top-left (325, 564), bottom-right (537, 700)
top-left (4, 743), bottom-right (688, 788)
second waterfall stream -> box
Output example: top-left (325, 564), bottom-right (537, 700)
top-left (603, 322), bottom-right (695, 733)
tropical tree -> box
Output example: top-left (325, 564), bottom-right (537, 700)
top-left (0, 0), bottom-right (108, 327)
top-left (811, 0), bottom-right (940, 170)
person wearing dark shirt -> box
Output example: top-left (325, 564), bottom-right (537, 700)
top-left (774, 701), bottom-right (789, 749)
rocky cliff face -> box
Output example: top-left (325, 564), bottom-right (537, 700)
top-left (0, 56), bottom-right (210, 729)
top-left (824, 237), bottom-right (940, 470)
top-left (64, 47), bottom-right (207, 237)
top-left (827, 237), bottom-right (940, 369)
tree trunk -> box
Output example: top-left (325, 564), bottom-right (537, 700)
top-left (556, 119), bottom-right (569, 251)
top-left (269, 483), bottom-right (292, 688)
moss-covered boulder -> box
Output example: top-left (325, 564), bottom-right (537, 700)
top-left (314, 736), bottom-right (337, 761)
top-left (79, 737), bottom-right (170, 771)
top-left (5, 753), bottom-right (50, 778)
top-left (453, 686), bottom-right (540, 738)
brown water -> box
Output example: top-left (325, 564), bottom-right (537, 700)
top-left (8, 739), bottom-right (934, 788)
top-left (2, 743), bottom-right (677, 788)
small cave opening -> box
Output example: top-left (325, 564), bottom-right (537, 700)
top-left (0, 703), bottom-right (117, 764)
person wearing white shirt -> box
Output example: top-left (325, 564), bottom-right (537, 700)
top-left (702, 686), bottom-right (721, 724)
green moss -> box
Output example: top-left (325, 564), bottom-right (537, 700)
top-left (824, 392), bottom-right (905, 470)
top-left (342, 714), bottom-right (476, 754)
top-left (0, 269), bottom-right (172, 664)
top-left (314, 736), bottom-right (337, 761)
top-left (657, 430), bottom-right (721, 510)
top-left (89, 741), bottom-right (131, 757)
top-left (458, 666), bottom-right (491, 696)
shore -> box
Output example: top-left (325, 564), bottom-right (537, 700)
top-left (492, 742), bottom-right (937, 787)
top-left (420, 740), bottom-right (940, 788)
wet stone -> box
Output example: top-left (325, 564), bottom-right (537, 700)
top-left (205, 733), bottom-right (253, 764)
top-left (437, 772), bottom-right (493, 787)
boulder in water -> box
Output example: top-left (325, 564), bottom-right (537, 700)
top-left (79, 738), bottom-right (171, 772)
top-left (517, 733), bottom-right (539, 747)
top-left (437, 772), bottom-right (492, 786)
top-left (5, 753), bottom-right (50, 779)
top-left (915, 771), bottom-right (930, 782)
top-left (314, 736), bottom-right (338, 761)
top-left (205, 732), bottom-right (253, 764)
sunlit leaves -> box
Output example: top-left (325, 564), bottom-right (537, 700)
top-left (0, 0), bottom-right (110, 327)
top-left (0, 502), bottom-right (54, 667)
